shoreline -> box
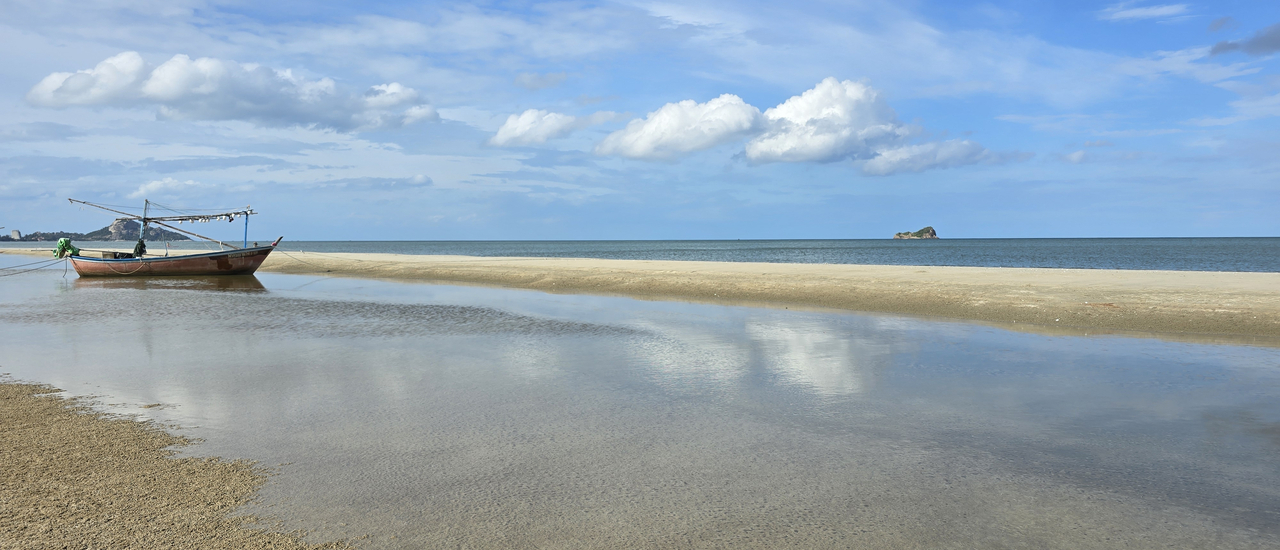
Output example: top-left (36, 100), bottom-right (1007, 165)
top-left (6, 248), bottom-right (1279, 339)
top-left (0, 379), bottom-right (349, 549)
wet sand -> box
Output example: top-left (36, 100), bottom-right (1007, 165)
top-left (255, 251), bottom-right (1280, 338)
top-left (0, 381), bottom-right (350, 549)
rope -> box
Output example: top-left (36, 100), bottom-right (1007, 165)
top-left (277, 249), bottom-right (395, 266)
top-left (0, 258), bottom-right (65, 278)
top-left (276, 251), bottom-right (332, 272)
top-left (103, 259), bottom-right (148, 275)
top-left (0, 257), bottom-right (67, 270)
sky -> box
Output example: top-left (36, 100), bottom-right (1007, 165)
top-left (1, 0), bottom-right (1278, 240)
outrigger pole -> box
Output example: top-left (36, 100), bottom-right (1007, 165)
top-left (68, 198), bottom-right (256, 251)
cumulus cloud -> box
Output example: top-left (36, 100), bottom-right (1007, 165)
top-left (590, 78), bottom-right (1017, 175)
top-left (1063, 150), bottom-right (1088, 164)
top-left (26, 52), bottom-right (438, 132)
top-left (1211, 23), bottom-right (1280, 56)
top-left (745, 78), bottom-right (914, 164)
top-left (27, 52), bottom-right (148, 107)
top-left (594, 94), bottom-right (761, 159)
top-left (1097, 3), bottom-right (1189, 22)
top-left (862, 140), bottom-right (1003, 176)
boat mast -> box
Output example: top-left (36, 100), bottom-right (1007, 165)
top-left (133, 199), bottom-right (150, 258)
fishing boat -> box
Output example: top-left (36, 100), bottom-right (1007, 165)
top-left (60, 198), bottom-right (282, 277)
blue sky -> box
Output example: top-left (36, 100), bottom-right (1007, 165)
top-left (1, 0), bottom-right (1278, 240)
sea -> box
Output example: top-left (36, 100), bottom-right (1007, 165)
top-left (1, 242), bottom-right (1278, 548)
top-left (5, 236), bottom-right (1280, 271)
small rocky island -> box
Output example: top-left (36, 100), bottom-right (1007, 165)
top-left (893, 226), bottom-right (938, 239)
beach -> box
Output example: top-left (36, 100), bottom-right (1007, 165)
top-left (255, 251), bottom-right (1280, 339)
top-left (5, 247), bottom-right (1278, 339)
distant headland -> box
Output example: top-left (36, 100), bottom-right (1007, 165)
top-left (0, 219), bottom-right (189, 242)
top-left (894, 226), bottom-right (938, 239)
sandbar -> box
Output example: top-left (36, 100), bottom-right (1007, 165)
top-left (257, 252), bottom-right (1280, 339)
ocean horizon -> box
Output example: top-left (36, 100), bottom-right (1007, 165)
top-left (6, 236), bottom-right (1278, 272)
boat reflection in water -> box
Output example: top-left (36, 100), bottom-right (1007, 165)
top-left (73, 274), bottom-right (266, 292)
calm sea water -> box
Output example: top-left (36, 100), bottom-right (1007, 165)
top-left (10, 238), bottom-right (1274, 272)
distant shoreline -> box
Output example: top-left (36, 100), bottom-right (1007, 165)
top-left (13, 236), bottom-right (1279, 272)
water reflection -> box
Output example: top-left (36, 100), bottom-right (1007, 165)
top-left (73, 275), bottom-right (266, 292)
top-left (2, 270), bottom-right (1279, 547)
top-left (745, 318), bottom-right (891, 396)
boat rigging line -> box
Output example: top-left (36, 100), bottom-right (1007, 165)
top-left (68, 198), bottom-right (256, 250)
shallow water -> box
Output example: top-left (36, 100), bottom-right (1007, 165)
top-left (1, 256), bottom-right (1278, 548)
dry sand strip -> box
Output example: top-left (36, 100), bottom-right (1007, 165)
top-left (257, 252), bottom-right (1280, 340)
top-left (0, 381), bottom-right (352, 550)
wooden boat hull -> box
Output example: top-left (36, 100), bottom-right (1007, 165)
top-left (70, 246), bottom-right (275, 277)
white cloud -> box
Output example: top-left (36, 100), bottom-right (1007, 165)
top-left (128, 177), bottom-right (202, 198)
top-left (363, 83), bottom-right (420, 109)
top-left (402, 105), bottom-right (440, 125)
top-left (861, 140), bottom-right (998, 176)
top-left (489, 109), bottom-right (621, 146)
top-left (1063, 150), bottom-right (1087, 164)
top-left (591, 78), bottom-right (1013, 175)
top-left (745, 78), bottom-right (914, 164)
top-left (26, 52), bottom-right (439, 132)
top-left (1097, 3), bottom-right (1189, 22)
top-left (26, 52), bottom-right (148, 107)
top-left (489, 109), bottom-right (579, 146)
top-left (595, 94), bottom-right (761, 159)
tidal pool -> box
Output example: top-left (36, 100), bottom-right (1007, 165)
top-left (1, 257), bottom-right (1278, 548)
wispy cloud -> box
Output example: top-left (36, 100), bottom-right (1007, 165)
top-left (128, 177), bottom-right (204, 199)
top-left (514, 72), bottom-right (568, 91)
top-left (1097, 3), bottom-right (1190, 22)
top-left (489, 109), bottom-right (619, 147)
